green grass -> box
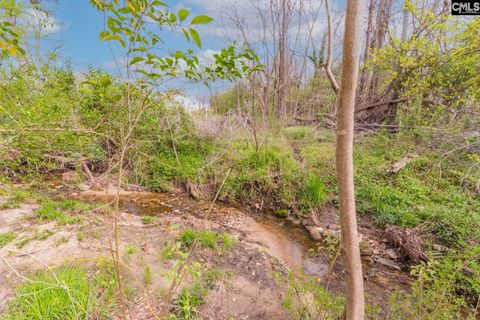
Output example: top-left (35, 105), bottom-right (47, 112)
top-left (143, 265), bottom-right (152, 285)
top-left (142, 215), bottom-right (155, 224)
top-left (178, 228), bottom-right (235, 250)
top-left (35, 199), bottom-right (96, 225)
top-left (2, 265), bottom-right (93, 320)
top-left (300, 175), bottom-right (327, 208)
top-left (197, 230), bottom-right (218, 248)
top-left (284, 126), bottom-right (309, 140)
top-left (0, 231), bottom-right (15, 247)
top-left (0, 189), bottom-right (37, 209)
top-left (297, 130), bottom-right (480, 246)
top-left (220, 142), bottom-right (304, 210)
top-left (179, 229), bottom-right (197, 248)
top-left (125, 243), bottom-right (138, 261)
top-left (220, 232), bottom-right (235, 250)
top-left (352, 134), bottom-right (480, 245)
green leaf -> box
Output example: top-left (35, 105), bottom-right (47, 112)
top-left (190, 15), bottom-right (213, 25)
top-left (100, 75), bottom-right (112, 88)
top-left (178, 8), bottom-right (190, 22)
top-left (182, 28), bottom-right (190, 42)
top-left (189, 28), bottom-right (201, 48)
top-left (100, 34), bottom-right (126, 47)
top-left (130, 56), bottom-right (144, 65)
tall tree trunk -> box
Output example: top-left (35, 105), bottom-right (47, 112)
top-left (336, 0), bottom-right (365, 318)
top-left (358, 0), bottom-right (376, 104)
top-left (401, 0), bottom-right (410, 42)
top-left (277, 0), bottom-right (288, 124)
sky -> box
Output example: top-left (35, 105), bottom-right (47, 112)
top-left (30, 0), bottom-right (366, 108)
top-left (40, 0), bottom-right (236, 107)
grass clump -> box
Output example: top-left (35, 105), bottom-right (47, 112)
top-left (123, 243), bottom-right (138, 263)
top-left (220, 232), bottom-right (235, 251)
top-left (284, 126), bottom-right (309, 140)
top-left (197, 230), bottom-right (218, 248)
top-left (35, 199), bottom-right (95, 225)
top-left (142, 215), bottom-right (155, 224)
top-left (2, 265), bottom-right (93, 320)
top-left (178, 228), bottom-right (234, 250)
top-left (179, 228), bottom-right (197, 248)
top-left (0, 231), bottom-right (15, 247)
top-left (172, 267), bottom-right (225, 320)
top-left (0, 190), bottom-right (32, 209)
top-left (143, 265), bottom-right (152, 285)
top-left (300, 175), bottom-right (327, 208)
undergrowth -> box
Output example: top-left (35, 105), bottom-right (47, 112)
top-left (2, 261), bottom-right (118, 320)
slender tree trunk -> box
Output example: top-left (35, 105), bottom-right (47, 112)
top-left (358, 0), bottom-right (376, 104)
top-left (336, 0), bottom-right (365, 319)
top-left (323, 0), bottom-right (339, 95)
top-left (277, 0), bottom-right (287, 123)
top-left (401, 1), bottom-right (410, 42)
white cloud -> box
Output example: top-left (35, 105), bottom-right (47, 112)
top-left (198, 49), bottom-right (220, 64)
top-left (174, 95), bottom-right (202, 111)
top-left (23, 8), bottom-right (63, 35)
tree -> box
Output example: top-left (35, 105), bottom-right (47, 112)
top-left (335, 0), bottom-right (364, 318)
top-left (90, 1), bottom-right (260, 318)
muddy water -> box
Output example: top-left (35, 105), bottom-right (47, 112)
top-left (78, 188), bottom-right (330, 276)
top-left (76, 189), bottom-right (412, 307)
top-left (234, 214), bottom-right (331, 275)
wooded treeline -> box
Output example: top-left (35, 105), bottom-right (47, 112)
top-left (211, 0), bottom-right (479, 136)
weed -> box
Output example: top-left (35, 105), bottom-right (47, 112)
top-left (125, 243), bottom-right (138, 261)
top-left (220, 232), bottom-right (235, 251)
top-left (275, 271), bottom-right (344, 319)
top-left (0, 189), bottom-right (34, 209)
top-left (54, 236), bottom-right (69, 246)
top-left (274, 209), bottom-right (288, 217)
top-left (301, 175), bottom-right (327, 208)
top-left (0, 231), bottom-right (15, 247)
top-left (179, 228), bottom-right (197, 248)
top-left (142, 215), bottom-right (155, 224)
top-left (161, 241), bottom-right (186, 261)
top-left (144, 265), bottom-right (152, 285)
top-left (2, 265), bottom-right (93, 320)
top-left (176, 287), bottom-right (203, 320)
top-left (197, 230), bottom-right (218, 249)
top-left (77, 232), bottom-right (85, 241)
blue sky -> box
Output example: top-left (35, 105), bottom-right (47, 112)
top-left (46, 1), bottom-right (231, 101)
